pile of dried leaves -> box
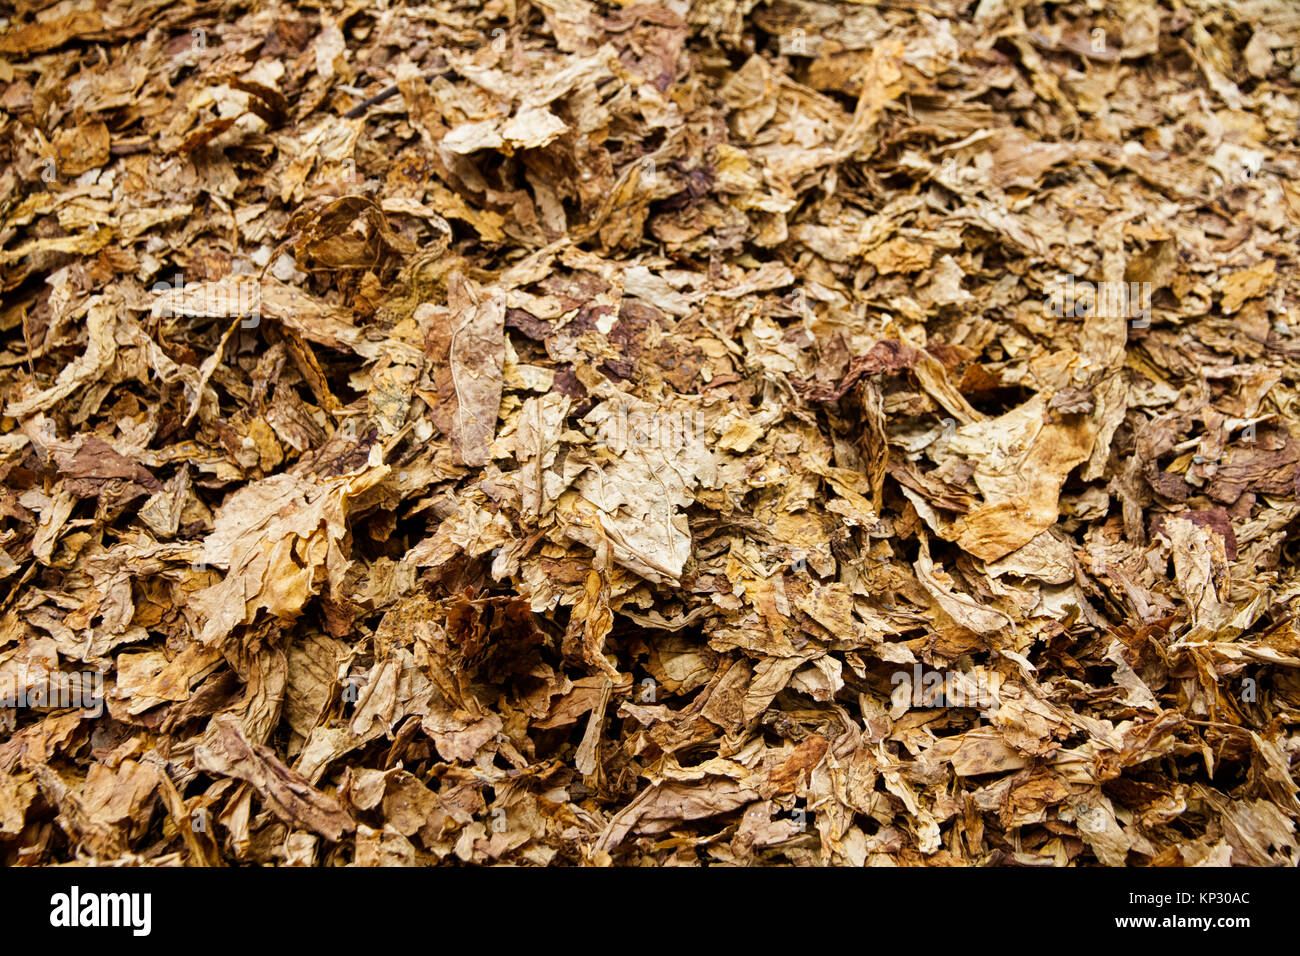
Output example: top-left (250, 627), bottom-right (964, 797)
top-left (1, 0), bottom-right (1299, 867)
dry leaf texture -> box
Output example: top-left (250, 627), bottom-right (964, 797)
top-left (1, 0), bottom-right (1299, 867)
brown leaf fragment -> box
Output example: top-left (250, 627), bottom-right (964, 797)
top-left (427, 275), bottom-right (506, 466)
top-left (1219, 260), bottom-right (1275, 315)
top-left (595, 777), bottom-right (761, 852)
top-left (54, 122), bottom-right (110, 176)
top-left (0, 769), bottom-right (38, 835)
top-left (195, 715), bottom-right (354, 841)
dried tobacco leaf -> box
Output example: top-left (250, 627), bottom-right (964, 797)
top-left (0, 0), bottom-right (1297, 870)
